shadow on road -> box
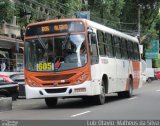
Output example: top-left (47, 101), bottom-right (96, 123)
top-left (24, 94), bottom-right (138, 110)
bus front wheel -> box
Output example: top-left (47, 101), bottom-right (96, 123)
top-left (93, 79), bottom-right (106, 105)
top-left (45, 97), bottom-right (58, 108)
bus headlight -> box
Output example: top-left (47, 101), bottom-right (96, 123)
top-left (77, 80), bottom-right (81, 84)
top-left (76, 73), bottom-right (87, 84)
top-left (26, 78), bottom-right (39, 87)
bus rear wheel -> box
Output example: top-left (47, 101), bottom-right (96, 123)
top-left (93, 80), bottom-right (106, 105)
top-left (118, 77), bottom-right (133, 98)
top-left (45, 97), bottom-right (58, 108)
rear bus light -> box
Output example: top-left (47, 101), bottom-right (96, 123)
top-left (74, 88), bottom-right (86, 92)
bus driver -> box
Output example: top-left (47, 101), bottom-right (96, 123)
top-left (64, 42), bottom-right (87, 66)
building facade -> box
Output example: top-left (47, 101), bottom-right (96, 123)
top-left (0, 15), bottom-right (24, 72)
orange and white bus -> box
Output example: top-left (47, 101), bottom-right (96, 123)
top-left (24, 18), bottom-right (143, 107)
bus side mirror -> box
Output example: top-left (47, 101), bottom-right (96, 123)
top-left (89, 34), bottom-right (93, 54)
top-left (87, 27), bottom-right (93, 34)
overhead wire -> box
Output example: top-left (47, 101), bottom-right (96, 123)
top-left (21, 0), bottom-right (137, 26)
top-left (16, 0), bottom-right (138, 34)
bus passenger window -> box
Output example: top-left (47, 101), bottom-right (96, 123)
top-left (89, 33), bottom-right (99, 64)
top-left (133, 43), bottom-right (140, 61)
top-left (90, 34), bottom-right (98, 57)
top-left (97, 31), bottom-right (105, 56)
top-left (114, 36), bottom-right (121, 59)
top-left (105, 33), bottom-right (113, 57)
top-left (127, 41), bottom-right (134, 59)
top-left (121, 39), bottom-right (128, 59)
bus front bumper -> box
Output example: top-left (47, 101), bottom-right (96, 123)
top-left (25, 80), bottom-right (101, 99)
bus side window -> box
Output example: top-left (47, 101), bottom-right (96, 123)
top-left (137, 43), bottom-right (140, 61)
top-left (121, 38), bottom-right (128, 59)
top-left (89, 33), bottom-right (98, 56)
top-left (114, 36), bottom-right (121, 59)
top-left (89, 33), bottom-right (99, 64)
top-left (97, 30), bottom-right (105, 56)
top-left (133, 43), bottom-right (140, 61)
top-left (105, 33), bottom-right (114, 57)
top-left (127, 41), bottom-right (134, 60)
top-left (125, 40), bottom-right (129, 59)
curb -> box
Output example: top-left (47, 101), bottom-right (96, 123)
top-left (0, 97), bottom-right (12, 112)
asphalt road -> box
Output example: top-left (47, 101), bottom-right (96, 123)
top-left (0, 80), bottom-right (160, 120)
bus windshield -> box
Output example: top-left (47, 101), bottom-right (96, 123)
top-left (25, 34), bottom-right (87, 72)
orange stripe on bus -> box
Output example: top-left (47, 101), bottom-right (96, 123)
top-left (125, 61), bottom-right (140, 91)
top-left (132, 61), bottom-right (140, 89)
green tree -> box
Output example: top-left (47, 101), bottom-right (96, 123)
top-left (16, 0), bottom-right (83, 27)
top-left (0, 0), bottom-right (15, 24)
top-left (120, 0), bottom-right (160, 37)
top-left (155, 15), bottom-right (160, 40)
top-left (88, 0), bottom-right (125, 28)
top-left (14, 0), bottom-right (160, 39)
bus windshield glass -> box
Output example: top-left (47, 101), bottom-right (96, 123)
top-left (25, 34), bottom-right (87, 72)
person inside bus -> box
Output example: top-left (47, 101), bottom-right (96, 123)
top-left (64, 41), bottom-right (75, 55)
top-left (64, 41), bottom-right (76, 62)
top-left (64, 42), bottom-right (87, 66)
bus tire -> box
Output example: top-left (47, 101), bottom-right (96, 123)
top-left (11, 94), bottom-right (18, 101)
top-left (93, 79), bottom-right (106, 105)
top-left (118, 77), bottom-right (133, 98)
top-left (147, 78), bottom-right (152, 83)
top-left (45, 98), bottom-right (58, 108)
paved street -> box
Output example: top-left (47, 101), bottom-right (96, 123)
top-left (0, 80), bottom-right (160, 120)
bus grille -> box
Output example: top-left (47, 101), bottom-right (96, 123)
top-left (42, 82), bottom-right (70, 86)
top-left (45, 88), bottom-right (67, 93)
top-left (36, 73), bottom-right (75, 81)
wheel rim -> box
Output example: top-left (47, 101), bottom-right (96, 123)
top-left (100, 81), bottom-right (105, 102)
top-left (148, 79), bottom-right (151, 83)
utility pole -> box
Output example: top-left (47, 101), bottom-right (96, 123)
top-left (138, 4), bottom-right (141, 37)
top-left (23, 3), bottom-right (31, 24)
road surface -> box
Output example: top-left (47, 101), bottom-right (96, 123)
top-left (0, 80), bottom-right (160, 120)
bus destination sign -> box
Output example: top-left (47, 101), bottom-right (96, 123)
top-left (26, 21), bottom-right (85, 37)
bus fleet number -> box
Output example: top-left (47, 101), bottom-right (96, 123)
top-left (37, 63), bottom-right (53, 71)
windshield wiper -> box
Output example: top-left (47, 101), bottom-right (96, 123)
top-left (37, 36), bottom-right (47, 50)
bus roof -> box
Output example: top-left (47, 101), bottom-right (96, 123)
top-left (84, 19), bottom-right (139, 43)
top-left (27, 18), bottom-right (83, 27)
top-left (26, 18), bottom-right (139, 43)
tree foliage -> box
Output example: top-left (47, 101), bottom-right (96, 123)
top-left (120, 0), bottom-right (160, 36)
top-left (0, 0), bottom-right (160, 40)
top-left (0, 0), bottom-right (15, 24)
top-left (88, 0), bottom-right (125, 28)
top-left (15, 0), bottom-right (83, 27)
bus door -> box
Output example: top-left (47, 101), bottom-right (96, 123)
top-left (88, 30), bottom-right (100, 83)
top-left (104, 33), bottom-right (117, 93)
